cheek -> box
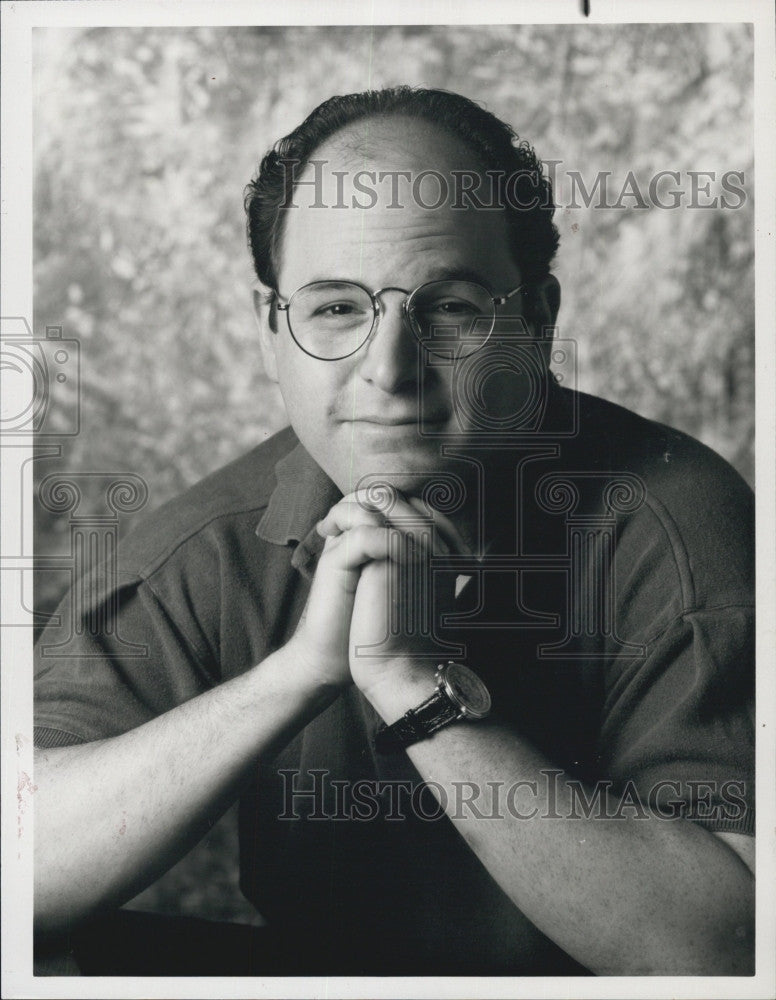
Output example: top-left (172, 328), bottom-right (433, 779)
top-left (274, 352), bottom-right (340, 434)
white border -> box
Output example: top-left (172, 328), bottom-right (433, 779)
top-left (2, 1), bottom-right (774, 998)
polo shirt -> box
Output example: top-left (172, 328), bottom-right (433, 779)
top-left (34, 383), bottom-right (755, 975)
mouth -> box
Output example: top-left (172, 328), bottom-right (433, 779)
top-left (344, 413), bottom-right (448, 427)
top-left (356, 418), bottom-right (419, 427)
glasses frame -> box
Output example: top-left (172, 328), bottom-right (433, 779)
top-left (273, 278), bottom-right (528, 361)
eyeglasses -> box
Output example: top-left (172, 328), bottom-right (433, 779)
top-left (273, 279), bottom-right (527, 361)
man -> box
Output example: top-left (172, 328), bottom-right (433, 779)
top-left (33, 87), bottom-right (755, 976)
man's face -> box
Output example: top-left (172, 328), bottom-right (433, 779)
top-left (257, 118), bottom-right (547, 498)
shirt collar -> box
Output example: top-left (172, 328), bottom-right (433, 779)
top-left (255, 378), bottom-right (569, 578)
top-left (255, 438), bottom-right (342, 578)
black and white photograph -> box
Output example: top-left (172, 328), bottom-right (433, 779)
top-left (2, 1), bottom-right (774, 996)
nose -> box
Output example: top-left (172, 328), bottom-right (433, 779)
top-left (356, 289), bottom-right (419, 393)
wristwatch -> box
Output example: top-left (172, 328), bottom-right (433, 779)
top-left (373, 661), bottom-right (492, 754)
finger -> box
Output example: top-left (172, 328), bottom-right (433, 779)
top-left (348, 488), bottom-right (440, 542)
top-left (333, 490), bottom-right (464, 559)
top-left (317, 498), bottom-right (386, 538)
top-left (324, 521), bottom-right (428, 572)
top-left (319, 524), bottom-right (394, 571)
top-left (332, 490), bottom-right (438, 556)
top-left (405, 495), bottom-right (472, 556)
top-left (361, 491), bottom-right (456, 557)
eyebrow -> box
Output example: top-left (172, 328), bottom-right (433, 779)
top-left (296, 267), bottom-right (496, 290)
top-left (420, 265), bottom-right (494, 287)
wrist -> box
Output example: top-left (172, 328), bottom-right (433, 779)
top-left (371, 659), bottom-right (493, 754)
top-left (272, 635), bottom-right (350, 702)
top-left (355, 656), bottom-right (439, 724)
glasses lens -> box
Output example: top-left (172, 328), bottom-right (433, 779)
top-left (409, 280), bottom-right (494, 358)
top-left (287, 282), bottom-right (374, 359)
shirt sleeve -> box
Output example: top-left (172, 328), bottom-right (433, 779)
top-left (34, 569), bottom-right (218, 749)
top-left (597, 601), bottom-right (754, 835)
top-left (583, 419), bottom-right (757, 838)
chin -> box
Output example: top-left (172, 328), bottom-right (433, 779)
top-left (334, 447), bottom-right (475, 503)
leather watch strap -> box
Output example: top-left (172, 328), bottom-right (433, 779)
top-left (373, 686), bottom-right (460, 754)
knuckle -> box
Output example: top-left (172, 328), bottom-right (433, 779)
top-left (352, 523), bottom-right (383, 545)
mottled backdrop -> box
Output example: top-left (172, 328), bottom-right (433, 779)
top-left (32, 23), bottom-right (754, 921)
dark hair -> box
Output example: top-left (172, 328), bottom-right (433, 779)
top-left (244, 86), bottom-right (559, 296)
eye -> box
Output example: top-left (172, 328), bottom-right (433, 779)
top-left (314, 301), bottom-right (359, 317)
top-left (423, 298), bottom-right (479, 316)
top-left (441, 299), bottom-right (477, 313)
top-left (309, 300), bottom-right (373, 325)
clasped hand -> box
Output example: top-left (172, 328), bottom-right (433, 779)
top-left (289, 489), bottom-right (471, 699)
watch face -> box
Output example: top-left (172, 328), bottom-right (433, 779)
top-left (443, 663), bottom-right (491, 719)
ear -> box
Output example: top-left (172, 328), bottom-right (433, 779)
top-left (529, 274), bottom-right (561, 369)
top-left (252, 281), bottom-right (279, 383)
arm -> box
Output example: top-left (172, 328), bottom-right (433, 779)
top-left (35, 514), bottom-right (398, 935)
top-left (359, 657), bottom-right (754, 976)
top-left (319, 493), bottom-right (755, 976)
top-left (34, 643), bottom-right (337, 935)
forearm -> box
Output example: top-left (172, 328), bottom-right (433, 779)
top-left (34, 641), bottom-right (340, 934)
top-left (362, 661), bottom-right (754, 975)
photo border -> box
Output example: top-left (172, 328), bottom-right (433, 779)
top-left (2, 2), bottom-right (774, 998)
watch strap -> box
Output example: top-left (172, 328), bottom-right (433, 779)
top-left (373, 684), bottom-right (461, 754)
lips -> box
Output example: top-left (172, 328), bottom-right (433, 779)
top-left (343, 413), bottom-right (448, 426)
top-left (354, 418), bottom-right (422, 426)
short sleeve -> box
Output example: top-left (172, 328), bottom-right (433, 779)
top-left (598, 604), bottom-right (754, 834)
top-left (34, 571), bottom-right (218, 748)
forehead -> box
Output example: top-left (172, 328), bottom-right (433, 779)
top-left (276, 117), bottom-right (517, 292)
